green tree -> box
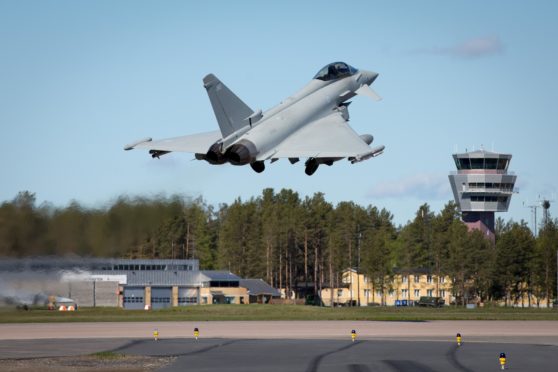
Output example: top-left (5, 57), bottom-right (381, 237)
top-left (217, 198), bottom-right (263, 278)
top-left (302, 193), bottom-right (332, 304)
top-left (361, 206), bottom-right (396, 305)
top-left (397, 204), bottom-right (435, 270)
top-left (533, 220), bottom-right (558, 306)
top-left (0, 191), bottom-right (48, 256)
top-left (493, 221), bottom-right (535, 306)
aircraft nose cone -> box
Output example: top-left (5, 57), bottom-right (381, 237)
top-left (367, 71), bottom-right (379, 84)
top-left (358, 70), bottom-right (379, 86)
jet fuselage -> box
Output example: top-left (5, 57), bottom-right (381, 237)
top-left (212, 70), bottom-right (377, 166)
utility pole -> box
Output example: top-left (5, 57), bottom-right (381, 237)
top-left (523, 202), bottom-right (539, 236)
top-left (357, 230), bottom-right (362, 307)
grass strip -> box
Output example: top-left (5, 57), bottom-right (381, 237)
top-left (1, 304), bottom-right (557, 323)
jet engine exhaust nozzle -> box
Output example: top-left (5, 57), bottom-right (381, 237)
top-left (225, 140), bottom-right (258, 166)
top-left (205, 142), bottom-right (227, 165)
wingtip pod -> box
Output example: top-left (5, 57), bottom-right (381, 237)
top-left (350, 145), bottom-right (385, 164)
top-left (124, 137), bottom-right (152, 151)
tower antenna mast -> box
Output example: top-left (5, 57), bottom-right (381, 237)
top-left (523, 201), bottom-right (539, 236)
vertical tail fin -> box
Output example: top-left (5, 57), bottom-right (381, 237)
top-left (203, 74), bottom-right (254, 137)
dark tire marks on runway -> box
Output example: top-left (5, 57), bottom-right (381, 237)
top-left (109, 338), bottom-right (240, 358)
top-left (109, 339), bottom-right (145, 353)
top-left (445, 344), bottom-right (474, 372)
top-left (305, 340), bottom-right (361, 372)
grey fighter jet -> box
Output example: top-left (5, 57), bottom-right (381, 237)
top-left (125, 62), bottom-right (384, 175)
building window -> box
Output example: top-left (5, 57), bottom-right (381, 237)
top-left (414, 289), bottom-right (420, 298)
top-left (427, 289), bottom-right (433, 297)
top-left (151, 297), bottom-right (170, 304)
top-left (401, 289), bottom-right (408, 298)
top-left (414, 275), bottom-right (420, 283)
top-left (364, 289), bottom-right (370, 298)
top-left (402, 275), bottom-right (408, 284)
top-left (178, 297), bottom-right (197, 304)
top-left (123, 296), bottom-right (144, 303)
top-left (427, 275), bottom-right (433, 284)
top-left (439, 276), bottom-right (445, 284)
top-left (440, 290), bottom-right (446, 298)
top-left (201, 297), bottom-right (208, 304)
top-left (389, 290), bottom-right (394, 297)
top-left (376, 291), bottom-right (382, 298)
top-left (337, 289), bottom-right (343, 297)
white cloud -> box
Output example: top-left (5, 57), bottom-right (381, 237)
top-left (414, 35), bottom-right (504, 59)
top-left (367, 173), bottom-right (452, 200)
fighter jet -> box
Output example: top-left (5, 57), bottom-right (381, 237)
top-left (125, 61), bottom-right (384, 175)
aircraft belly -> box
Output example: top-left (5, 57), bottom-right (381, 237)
top-left (248, 94), bottom-right (332, 158)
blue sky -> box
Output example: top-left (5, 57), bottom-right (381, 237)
top-left (1, 0), bottom-right (557, 228)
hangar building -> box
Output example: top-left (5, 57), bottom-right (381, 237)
top-left (0, 258), bottom-right (278, 309)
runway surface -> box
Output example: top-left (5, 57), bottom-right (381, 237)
top-left (1, 337), bottom-right (557, 371)
top-left (1, 321), bottom-right (557, 371)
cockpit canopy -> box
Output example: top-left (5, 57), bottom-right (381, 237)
top-left (313, 62), bottom-right (358, 81)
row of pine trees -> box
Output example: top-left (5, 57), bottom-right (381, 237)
top-left (1, 190), bottom-right (556, 306)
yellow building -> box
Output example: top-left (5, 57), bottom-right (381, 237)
top-left (199, 286), bottom-right (248, 305)
top-left (320, 269), bottom-right (454, 307)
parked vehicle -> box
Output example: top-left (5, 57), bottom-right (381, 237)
top-left (418, 296), bottom-right (445, 307)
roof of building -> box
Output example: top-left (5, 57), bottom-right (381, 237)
top-left (240, 279), bottom-right (280, 296)
top-left (0, 257), bottom-right (199, 272)
top-left (452, 149), bottom-right (511, 159)
top-left (392, 267), bottom-right (433, 275)
top-left (90, 270), bottom-right (202, 286)
top-left (200, 271), bottom-right (241, 281)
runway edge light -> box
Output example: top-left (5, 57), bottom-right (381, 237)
top-left (499, 352), bottom-right (506, 370)
top-left (351, 329), bottom-right (357, 342)
top-left (153, 328), bottom-right (159, 341)
top-left (456, 333), bottom-right (462, 346)
top-left (194, 327), bottom-right (199, 340)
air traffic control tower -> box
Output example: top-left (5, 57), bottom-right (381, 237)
top-left (449, 150), bottom-right (517, 242)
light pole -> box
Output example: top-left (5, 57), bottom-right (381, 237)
top-left (357, 231), bottom-right (362, 307)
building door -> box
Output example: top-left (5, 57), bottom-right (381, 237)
top-left (178, 287), bottom-right (198, 306)
top-left (123, 286), bottom-right (144, 309)
top-left (151, 287), bottom-right (172, 309)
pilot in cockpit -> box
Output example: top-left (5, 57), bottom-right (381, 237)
top-left (314, 62), bottom-right (358, 82)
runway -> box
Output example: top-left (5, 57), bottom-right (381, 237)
top-left (1, 337), bottom-right (557, 371)
top-left (1, 321), bottom-right (557, 371)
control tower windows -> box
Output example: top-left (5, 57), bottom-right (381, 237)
top-left (457, 158), bottom-right (471, 169)
top-left (469, 196), bottom-right (509, 203)
top-left (484, 158), bottom-right (498, 169)
top-left (470, 158), bottom-right (484, 169)
top-left (497, 158), bottom-right (509, 170)
top-left (455, 157), bottom-right (510, 170)
top-left (467, 182), bottom-right (515, 191)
